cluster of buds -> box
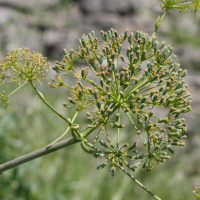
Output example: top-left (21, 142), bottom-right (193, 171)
top-left (160, 0), bottom-right (200, 19)
top-left (193, 185), bottom-right (200, 198)
top-left (51, 28), bottom-right (191, 175)
top-left (0, 91), bottom-right (10, 109)
top-left (0, 47), bottom-right (50, 108)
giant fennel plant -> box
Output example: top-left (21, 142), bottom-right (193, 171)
top-left (0, 1), bottom-right (199, 199)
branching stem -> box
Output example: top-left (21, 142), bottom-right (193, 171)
top-left (30, 80), bottom-right (71, 126)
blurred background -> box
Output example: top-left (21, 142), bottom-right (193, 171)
top-left (0, 0), bottom-right (200, 199)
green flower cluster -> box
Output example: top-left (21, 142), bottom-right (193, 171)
top-left (52, 28), bottom-right (191, 174)
top-left (0, 47), bottom-right (50, 109)
top-left (193, 185), bottom-right (200, 198)
top-left (160, 0), bottom-right (200, 19)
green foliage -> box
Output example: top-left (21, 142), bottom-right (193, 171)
top-left (0, 1), bottom-right (199, 199)
top-left (160, 0), bottom-right (200, 19)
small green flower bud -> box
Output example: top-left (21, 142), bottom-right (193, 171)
top-left (171, 142), bottom-right (180, 146)
top-left (152, 74), bottom-right (159, 82)
top-left (165, 98), bottom-right (172, 107)
top-left (97, 163), bottom-right (108, 170)
top-left (130, 52), bottom-right (134, 62)
top-left (63, 48), bottom-right (68, 55)
top-left (114, 29), bottom-right (118, 38)
top-left (168, 148), bottom-right (175, 154)
top-left (149, 110), bottom-right (154, 118)
top-left (180, 69), bottom-right (187, 78)
top-left (89, 89), bottom-right (93, 95)
top-left (63, 102), bottom-right (72, 108)
top-left (99, 139), bottom-right (108, 148)
top-left (144, 69), bottom-right (148, 76)
top-left (163, 87), bottom-right (169, 95)
top-left (120, 91), bottom-right (124, 98)
top-left (81, 69), bottom-right (85, 79)
top-left (68, 97), bottom-right (76, 104)
top-left (115, 113), bottom-right (120, 121)
top-left (135, 31), bottom-right (139, 40)
top-left (174, 81), bottom-right (184, 90)
top-left (137, 130), bottom-right (141, 135)
top-left (150, 90), bottom-right (155, 98)
top-left (159, 41), bottom-right (165, 50)
top-left (77, 81), bottom-right (83, 89)
top-left (111, 63), bottom-right (115, 71)
top-left (112, 33), bottom-right (115, 41)
top-left (154, 41), bottom-right (159, 54)
top-left (124, 29), bottom-right (128, 40)
top-left (94, 91), bottom-right (98, 99)
top-left (97, 54), bottom-right (103, 64)
top-left (90, 80), bottom-right (98, 87)
top-left (120, 55), bottom-right (125, 62)
top-left (128, 142), bottom-right (137, 150)
top-left (96, 101), bottom-right (101, 110)
top-left (118, 44), bottom-right (122, 54)
top-left (100, 30), bottom-right (104, 40)
top-left (159, 155), bottom-right (171, 159)
top-left (139, 103), bottom-right (146, 109)
top-left (100, 79), bottom-right (104, 88)
top-left (78, 39), bottom-right (82, 47)
top-left (153, 94), bottom-right (159, 102)
top-left (141, 50), bottom-right (146, 61)
top-left (127, 47), bottom-right (131, 58)
top-left (108, 30), bottom-right (112, 39)
top-left (141, 96), bottom-right (148, 103)
top-left (128, 32), bottom-right (134, 44)
top-left (159, 46), bottom-right (168, 56)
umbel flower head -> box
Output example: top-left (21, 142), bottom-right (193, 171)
top-left (52, 28), bottom-right (191, 174)
top-left (0, 47), bottom-right (50, 109)
top-left (160, 0), bottom-right (200, 19)
top-left (0, 47), bottom-right (49, 84)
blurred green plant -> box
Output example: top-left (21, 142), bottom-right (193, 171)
top-left (0, 1), bottom-right (200, 199)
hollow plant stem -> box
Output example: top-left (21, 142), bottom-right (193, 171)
top-left (0, 137), bottom-right (80, 174)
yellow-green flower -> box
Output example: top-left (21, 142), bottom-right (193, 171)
top-left (160, 0), bottom-right (200, 19)
top-left (0, 47), bottom-right (50, 85)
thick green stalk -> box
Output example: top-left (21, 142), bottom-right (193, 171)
top-left (0, 137), bottom-right (80, 174)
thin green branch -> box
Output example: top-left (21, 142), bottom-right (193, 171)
top-left (116, 162), bottom-right (162, 200)
top-left (46, 111), bottom-right (79, 146)
top-left (116, 107), bottom-right (120, 150)
top-left (150, 8), bottom-right (168, 40)
top-left (9, 81), bottom-right (27, 96)
top-left (30, 80), bottom-right (71, 126)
